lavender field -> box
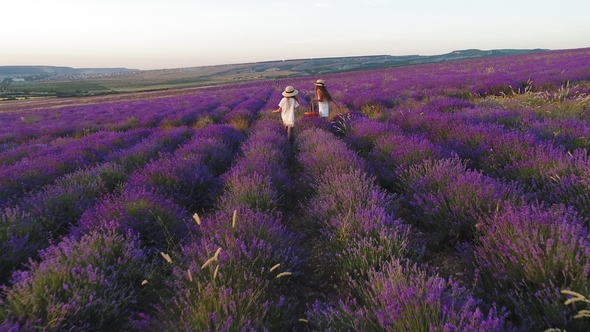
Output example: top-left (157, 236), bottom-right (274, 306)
top-left (1, 48), bottom-right (590, 331)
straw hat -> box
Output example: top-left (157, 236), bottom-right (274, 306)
top-left (282, 86), bottom-right (298, 97)
top-left (314, 79), bottom-right (325, 86)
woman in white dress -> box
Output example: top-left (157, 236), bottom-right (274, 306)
top-left (311, 79), bottom-right (339, 118)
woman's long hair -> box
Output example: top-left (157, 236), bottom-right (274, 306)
top-left (317, 85), bottom-right (334, 103)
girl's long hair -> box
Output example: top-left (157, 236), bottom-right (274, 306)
top-left (317, 86), bottom-right (334, 103)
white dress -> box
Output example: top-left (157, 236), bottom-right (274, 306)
top-left (317, 100), bottom-right (329, 118)
top-left (279, 97), bottom-right (299, 127)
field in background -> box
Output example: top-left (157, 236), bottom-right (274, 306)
top-left (1, 48), bottom-right (547, 101)
top-left (0, 86), bottom-right (211, 113)
top-left (0, 63), bottom-right (299, 101)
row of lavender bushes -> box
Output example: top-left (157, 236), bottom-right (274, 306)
top-left (0, 97), bottom-right (306, 330)
top-left (0, 86), bottom-right (276, 206)
top-left (0, 88), bottom-right (235, 145)
top-left (153, 116), bottom-right (307, 330)
top-left (0, 122), bottom-right (249, 330)
top-left (0, 91), bottom-right (264, 329)
top-left (0, 126), bottom-right (193, 280)
top-left (0, 89), bottom-right (269, 281)
top-left (293, 124), bottom-right (509, 330)
top-left (338, 91), bottom-right (590, 330)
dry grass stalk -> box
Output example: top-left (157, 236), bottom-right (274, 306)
top-left (160, 252), bottom-right (173, 264)
top-left (201, 247), bottom-right (223, 269)
top-left (213, 265), bottom-right (220, 280)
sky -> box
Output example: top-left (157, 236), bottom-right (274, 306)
top-left (3, 0), bottom-right (590, 70)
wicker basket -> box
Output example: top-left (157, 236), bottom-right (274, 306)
top-left (305, 104), bottom-right (319, 117)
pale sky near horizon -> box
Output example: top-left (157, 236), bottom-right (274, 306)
top-left (3, 0), bottom-right (590, 70)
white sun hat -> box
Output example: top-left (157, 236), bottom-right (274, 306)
top-left (282, 86), bottom-right (299, 97)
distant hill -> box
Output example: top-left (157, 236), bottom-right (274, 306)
top-left (256, 49), bottom-right (549, 74)
top-left (0, 49), bottom-right (547, 78)
top-left (0, 48), bottom-right (550, 99)
top-left (0, 66), bottom-right (138, 77)
top-left (193, 49), bottom-right (549, 78)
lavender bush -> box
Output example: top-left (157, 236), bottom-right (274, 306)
top-left (296, 127), bottom-right (365, 182)
top-left (0, 129), bottom-right (149, 205)
top-left (153, 207), bottom-right (305, 330)
top-left (0, 228), bottom-right (154, 331)
top-left (127, 154), bottom-right (221, 211)
top-left (217, 118), bottom-right (292, 212)
top-left (106, 126), bottom-right (192, 172)
top-left (296, 127), bottom-right (416, 281)
top-left (74, 186), bottom-right (192, 254)
top-left (397, 156), bottom-right (525, 247)
top-left (470, 203), bottom-right (590, 330)
top-left (340, 117), bottom-right (400, 157)
top-left (0, 162), bottom-right (128, 283)
top-left (0, 207), bottom-right (37, 283)
top-left (305, 259), bottom-right (508, 331)
top-left (540, 171), bottom-right (590, 224)
top-left (366, 132), bottom-right (447, 191)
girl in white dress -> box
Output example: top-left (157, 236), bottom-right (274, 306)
top-left (272, 86), bottom-right (300, 143)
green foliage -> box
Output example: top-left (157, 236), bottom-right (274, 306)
top-left (95, 163), bottom-right (129, 192)
top-left (218, 173), bottom-right (279, 213)
top-left (490, 80), bottom-right (590, 121)
top-left (359, 102), bottom-right (383, 120)
top-left (0, 208), bottom-right (38, 281)
top-left (192, 115), bottom-right (216, 129)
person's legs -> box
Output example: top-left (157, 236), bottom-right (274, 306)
top-left (286, 126), bottom-right (292, 143)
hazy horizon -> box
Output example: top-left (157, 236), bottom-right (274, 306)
top-left (0, 48), bottom-right (565, 72)
top-left (5, 0), bottom-right (590, 71)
